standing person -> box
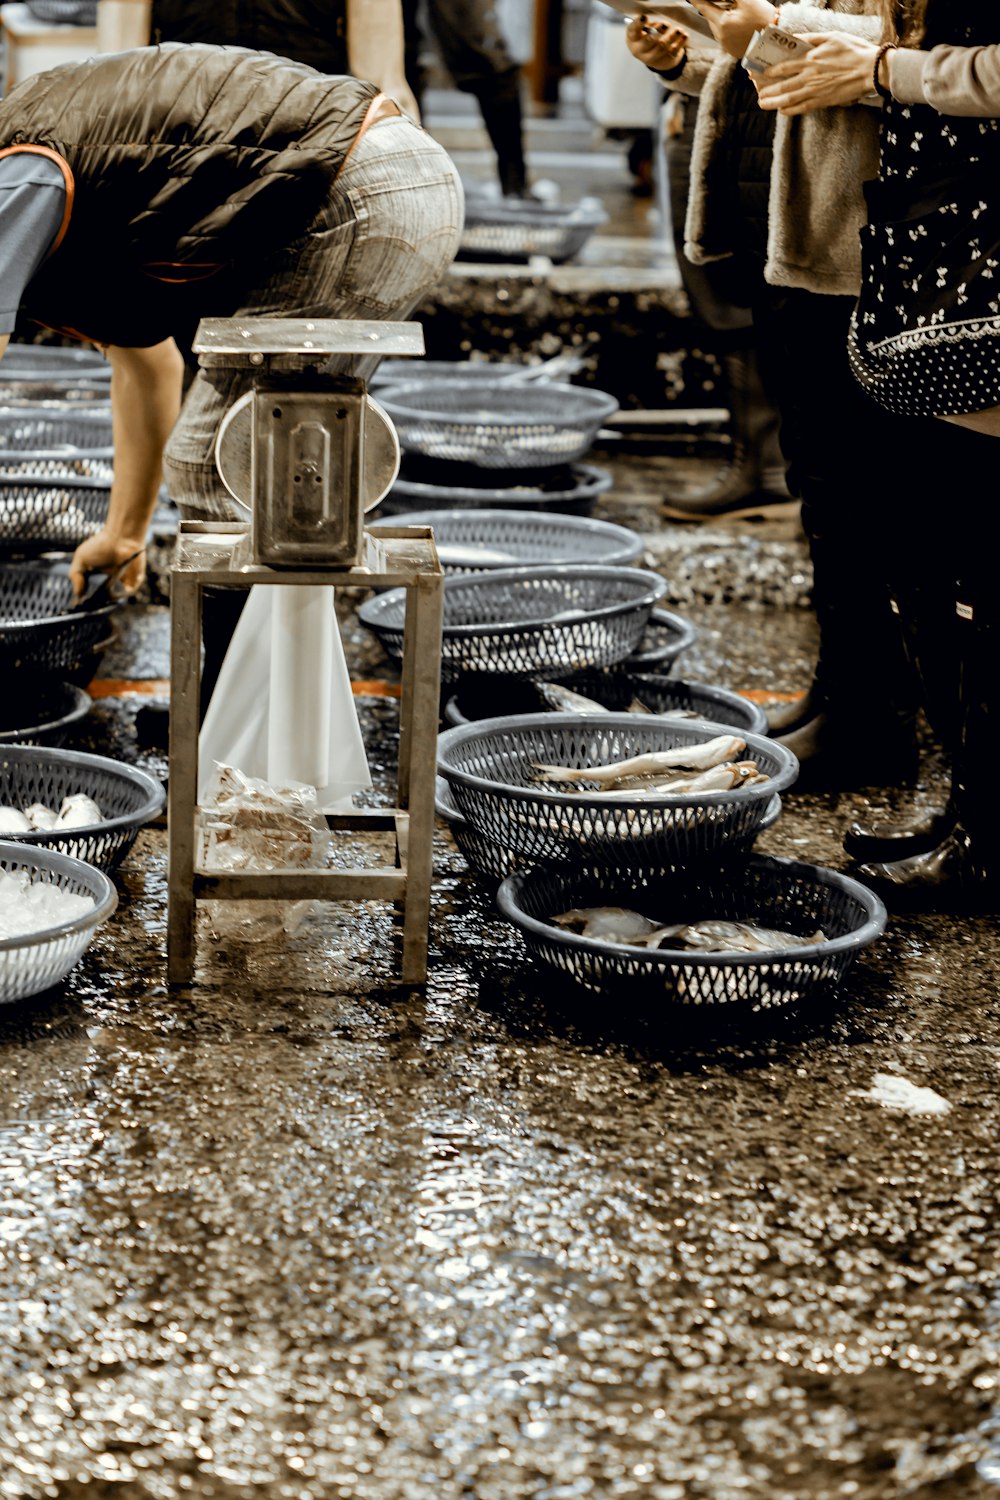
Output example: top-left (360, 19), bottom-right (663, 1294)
top-left (401, 0), bottom-right (532, 199)
top-left (755, 2), bottom-right (1000, 899)
top-left (152, 0), bottom-right (420, 120)
top-left (627, 2), bottom-right (925, 785)
top-left (0, 43), bottom-right (463, 593)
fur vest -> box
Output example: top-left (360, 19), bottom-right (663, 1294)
top-left (0, 44), bottom-right (375, 344)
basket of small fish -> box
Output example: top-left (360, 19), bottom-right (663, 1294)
top-left (386, 457), bottom-right (613, 516)
top-left (358, 564), bottom-right (668, 683)
top-left (385, 509), bottom-right (643, 572)
top-left (0, 681), bottom-right (92, 748)
top-left (438, 772), bottom-right (783, 890)
top-left (0, 406), bottom-right (114, 481)
top-left (0, 744), bottom-right (165, 871)
top-left (375, 381), bottom-right (619, 470)
top-left (437, 714), bottom-right (798, 869)
top-left (0, 560), bottom-right (120, 678)
top-left (496, 855), bottom-right (887, 1013)
top-left (457, 193), bottom-right (608, 265)
top-left (0, 472), bottom-right (111, 551)
top-left (0, 840), bottom-right (117, 1004)
top-left (444, 670), bottom-right (768, 735)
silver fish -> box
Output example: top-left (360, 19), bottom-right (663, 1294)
top-left (531, 734), bottom-right (747, 785)
top-left (598, 760), bottom-right (767, 796)
top-left (669, 921), bottom-right (827, 954)
top-left (552, 906), bottom-right (665, 943)
top-left (24, 803), bottom-right (59, 831)
top-left (437, 543), bottom-right (520, 567)
top-left (535, 682), bottom-right (610, 714)
top-left (55, 793), bottom-right (103, 829)
top-left (0, 806), bottom-right (31, 834)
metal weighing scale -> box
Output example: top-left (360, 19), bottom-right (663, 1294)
top-left (166, 317), bottom-right (445, 986)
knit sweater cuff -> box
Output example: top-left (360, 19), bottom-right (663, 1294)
top-left (886, 47), bottom-right (928, 104)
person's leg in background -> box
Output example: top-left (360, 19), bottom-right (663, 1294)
top-left (660, 93), bottom-right (790, 520)
top-left (756, 287), bottom-right (925, 784)
top-left (423, 0), bottom-right (529, 198)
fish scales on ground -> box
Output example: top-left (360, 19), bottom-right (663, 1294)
top-left (552, 907), bottom-right (828, 953)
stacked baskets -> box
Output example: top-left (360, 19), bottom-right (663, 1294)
top-left (0, 346), bottom-right (162, 1002)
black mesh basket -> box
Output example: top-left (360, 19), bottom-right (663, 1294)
top-left (358, 565), bottom-right (668, 683)
top-left (380, 508), bottom-right (644, 572)
top-left (0, 347), bottom-right (110, 379)
top-left (444, 670), bottom-right (767, 735)
top-left (497, 856), bottom-right (887, 1012)
top-left (0, 473), bottom-right (111, 552)
top-left (0, 560), bottom-right (120, 677)
top-left (376, 381), bottom-right (619, 469)
top-left (0, 406), bottom-right (114, 483)
top-left (437, 774), bottom-right (782, 889)
top-left (385, 458), bottom-right (613, 516)
top-left (437, 714), bottom-right (798, 869)
top-left (0, 681), bottom-right (92, 747)
top-left (0, 745), bottom-right (165, 872)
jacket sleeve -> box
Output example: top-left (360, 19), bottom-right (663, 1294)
top-left (776, 4), bottom-right (881, 41)
top-left (890, 44), bottom-right (1000, 115)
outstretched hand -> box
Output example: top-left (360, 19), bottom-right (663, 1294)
top-left (68, 529), bottom-right (147, 603)
top-left (690, 0), bottom-right (784, 60)
top-left (756, 31), bottom-right (878, 113)
top-left (625, 15), bottom-right (687, 73)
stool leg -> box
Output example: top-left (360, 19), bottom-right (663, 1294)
top-left (400, 574), bottom-right (443, 983)
top-left (168, 573), bottom-right (203, 984)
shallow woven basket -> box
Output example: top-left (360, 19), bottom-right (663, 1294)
top-left (0, 472), bottom-right (111, 551)
top-left (358, 564), bottom-right (668, 683)
top-left (0, 681), bottom-right (92, 747)
top-left (0, 560), bottom-right (120, 678)
top-left (0, 407), bottom-right (114, 481)
top-left (386, 508), bottom-right (644, 572)
top-left (436, 774), bottom-right (782, 889)
top-left (0, 840), bottom-right (117, 1005)
top-left (0, 745), bottom-right (165, 872)
top-left (457, 196), bottom-right (608, 264)
top-left (496, 856), bottom-right (887, 1012)
top-left (385, 459), bottom-right (613, 516)
top-left (444, 670), bottom-right (767, 735)
top-left (377, 380), bottom-right (619, 469)
top-left (437, 713), bottom-right (798, 869)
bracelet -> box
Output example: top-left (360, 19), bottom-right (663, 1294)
top-left (873, 41), bottom-right (897, 100)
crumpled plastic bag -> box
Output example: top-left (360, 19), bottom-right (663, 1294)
top-left (197, 762), bottom-right (330, 872)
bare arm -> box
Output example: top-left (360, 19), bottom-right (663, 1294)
top-left (347, 0), bottom-right (420, 121)
top-left (68, 338), bottom-right (184, 600)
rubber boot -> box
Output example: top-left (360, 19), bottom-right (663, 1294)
top-left (843, 578), bottom-right (961, 860)
top-left (662, 348), bottom-right (798, 522)
top-left (856, 587), bottom-right (999, 903)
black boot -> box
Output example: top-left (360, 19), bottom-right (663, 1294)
top-left (662, 348), bottom-right (798, 522)
top-left (856, 588), bottom-right (999, 905)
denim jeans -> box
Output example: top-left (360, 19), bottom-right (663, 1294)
top-left (163, 116), bottom-right (464, 520)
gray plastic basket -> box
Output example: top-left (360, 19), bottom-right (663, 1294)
top-left (377, 380), bottom-right (619, 469)
top-left (437, 713), bottom-right (798, 869)
top-left (457, 195), bottom-right (608, 264)
top-left (0, 406), bottom-right (114, 483)
top-left (359, 564), bottom-right (668, 682)
top-left (0, 745), bottom-right (165, 872)
top-left (386, 508), bottom-right (643, 572)
top-left (497, 856), bottom-right (887, 1012)
top-left (0, 840), bottom-right (117, 1005)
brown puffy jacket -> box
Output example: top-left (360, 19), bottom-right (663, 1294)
top-left (0, 43), bottom-right (375, 344)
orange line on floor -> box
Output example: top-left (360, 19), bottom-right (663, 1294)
top-left (738, 689), bottom-right (806, 704)
top-left (87, 678), bottom-right (403, 700)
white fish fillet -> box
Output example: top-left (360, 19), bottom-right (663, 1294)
top-left (0, 806), bottom-right (32, 834)
top-left (55, 793), bottom-right (103, 829)
top-left (24, 803), bottom-right (59, 831)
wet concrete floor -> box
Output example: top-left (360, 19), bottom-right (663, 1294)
top-left (3, 438), bottom-right (1000, 1500)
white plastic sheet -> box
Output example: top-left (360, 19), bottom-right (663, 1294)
top-left (198, 585), bottom-right (371, 811)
